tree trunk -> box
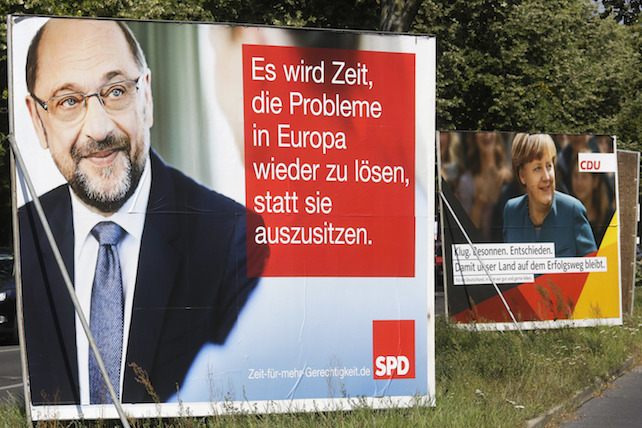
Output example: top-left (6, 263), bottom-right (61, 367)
top-left (379, 0), bottom-right (422, 32)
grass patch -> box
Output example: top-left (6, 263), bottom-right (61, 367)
top-left (5, 292), bottom-right (642, 427)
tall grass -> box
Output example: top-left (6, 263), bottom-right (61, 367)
top-left (5, 291), bottom-right (642, 427)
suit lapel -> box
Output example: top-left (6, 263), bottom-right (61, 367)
top-left (52, 190), bottom-right (79, 395)
top-left (123, 152), bottom-right (181, 401)
top-left (24, 186), bottom-right (79, 403)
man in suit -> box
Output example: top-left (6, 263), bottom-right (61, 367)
top-left (19, 17), bottom-right (267, 405)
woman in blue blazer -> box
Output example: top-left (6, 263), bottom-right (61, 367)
top-left (503, 134), bottom-right (596, 257)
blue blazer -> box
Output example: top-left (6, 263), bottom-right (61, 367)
top-left (19, 150), bottom-right (269, 405)
top-left (503, 191), bottom-right (597, 257)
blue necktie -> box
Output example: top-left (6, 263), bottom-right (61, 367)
top-left (89, 221), bottom-right (125, 404)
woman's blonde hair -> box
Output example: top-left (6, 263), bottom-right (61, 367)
top-left (511, 133), bottom-right (557, 180)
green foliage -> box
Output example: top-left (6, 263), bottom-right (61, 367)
top-left (414, 0), bottom-right (642, 144)
top-left (601, 0), bottom-right (642, 25)
top-left (1, 0), bottom-right (213, 21)
top-left (204, 0), bottom-right (379, 29)
top-left (0, 393), bottom-right (25, 427)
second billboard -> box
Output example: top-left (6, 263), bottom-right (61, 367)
top-left (439, 131), bottom-right (621, 329)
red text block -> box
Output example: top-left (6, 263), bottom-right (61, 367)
top-left (243, 45), bottom-right (415, 276)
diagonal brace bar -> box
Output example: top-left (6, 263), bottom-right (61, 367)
top-left (439, 190), bottom-right (523, 335)
top-left (9, 135), bottom-right (132, 427)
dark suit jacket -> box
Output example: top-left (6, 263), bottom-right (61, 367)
top-left (19, 150), bottom-right (268, 405)
top-left (502, 191), bottom-right (597, 257)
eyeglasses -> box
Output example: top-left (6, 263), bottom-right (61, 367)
top-left (31, 76), bottom-right (142, 124)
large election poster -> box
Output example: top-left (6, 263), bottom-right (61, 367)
top-left (8, 16), bottom-right (435, 420)
top-left (439, 131), bottom-right (621, 329)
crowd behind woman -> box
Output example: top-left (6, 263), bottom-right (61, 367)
top-left (440, 131), bottom-right (615, 248)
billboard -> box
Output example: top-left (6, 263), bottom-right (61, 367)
top-left (439, 131), bottom-right (621, 329)
top-left (8, 16), bottom-right (436, 419)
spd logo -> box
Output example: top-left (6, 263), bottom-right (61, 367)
top-left (372, 320), bottom-right (415, 379)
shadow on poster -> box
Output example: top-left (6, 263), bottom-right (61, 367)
top-left (439, 131), bottom-right (621, 329)
top-left (8, 16), bottom-right (435, 419)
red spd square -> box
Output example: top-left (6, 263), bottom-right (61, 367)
top-left (372, 320), bottom-right (415, 379)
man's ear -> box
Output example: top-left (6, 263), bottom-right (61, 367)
top-left (143, 69), bottom-right (153, 128)
top-left (25, 96), bottom-right (49, 149)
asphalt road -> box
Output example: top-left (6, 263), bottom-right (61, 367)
top-left (0, 342), bottom-right (24, 405)
top-left (561, 364), bottom-right (642, 428)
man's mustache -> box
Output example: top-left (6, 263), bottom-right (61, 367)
top-left (71, 135), bottom-right (130, 161)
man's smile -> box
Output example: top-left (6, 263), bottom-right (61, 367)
top-left (81, 149), bottom-right (123, 166)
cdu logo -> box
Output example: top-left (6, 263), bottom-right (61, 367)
top-left (372, 320), bottom-right (415, 379)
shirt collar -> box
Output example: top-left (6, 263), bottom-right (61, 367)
top-left (71, 153), bottom-right (152, 246)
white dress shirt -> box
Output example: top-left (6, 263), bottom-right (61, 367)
top-left (72, 156), bottom-right (151, 405)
